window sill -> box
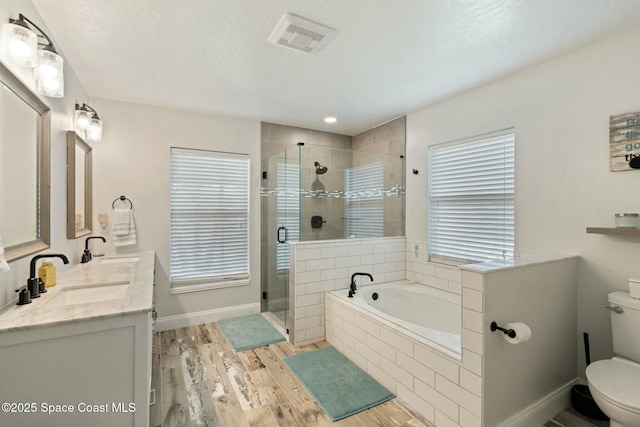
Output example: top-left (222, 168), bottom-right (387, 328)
top-left (170, 279), bottom-right (250, 294)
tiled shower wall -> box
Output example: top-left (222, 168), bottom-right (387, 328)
top-left (289, 236), bottom-right (406, 346)
top-left (406, 239), bottom-right (463, 295)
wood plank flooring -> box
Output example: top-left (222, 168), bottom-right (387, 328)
top-left (149, 321), bottom-right (429, 427)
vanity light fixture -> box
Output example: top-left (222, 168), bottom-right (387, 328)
top-left (324, 117), bottom-right (337, 123)
top-left (75, 103), bottom-right (103, 142)
top-left (2, 14), bottom-right (64, 98)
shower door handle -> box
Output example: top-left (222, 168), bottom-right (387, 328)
top-left (277, 226), bottom-right (288, 244)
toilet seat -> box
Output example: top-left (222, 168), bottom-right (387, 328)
top-left (586, 357), bottom-right (640, 413)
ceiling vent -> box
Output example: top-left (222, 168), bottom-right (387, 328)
top-left (268, 13), bottom-right (334, 54)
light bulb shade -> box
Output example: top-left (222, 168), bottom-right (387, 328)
top-left (2, 22), bottom-right (37, 67)
top-left (75, 108), bottom-right (92, 131)
top-left (88, 118), bottom-right (103, 142)
top-left (35, 50), bottom-right (64, 97)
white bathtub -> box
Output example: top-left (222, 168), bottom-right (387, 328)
top-left (332, 280), bottom-right (461, 353)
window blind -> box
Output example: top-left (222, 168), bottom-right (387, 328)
top-left (170, 148), bottom-right (249, 288)
top-left (428, 134), bottom-right (514, 264)
top-left (276, 162), bottom-right (299, 270)
top-left (345, 162), bottom-right (384, 238)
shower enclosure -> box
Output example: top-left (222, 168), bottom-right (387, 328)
top-left (261, 143), bottom-right (405, 331)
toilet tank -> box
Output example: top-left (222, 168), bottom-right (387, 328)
top-left (609, 291), bottom-right (640, 362)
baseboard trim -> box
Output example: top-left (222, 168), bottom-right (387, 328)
top-left (155, 303), bottom-right (260, 331)
top-left (498, 379), bottom-right (577, 427)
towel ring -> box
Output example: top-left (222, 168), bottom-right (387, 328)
top-left (112, 195), bottom-right (133, 209)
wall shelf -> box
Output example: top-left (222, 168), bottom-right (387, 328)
top-left (586, 227), bottom-right (640, 236)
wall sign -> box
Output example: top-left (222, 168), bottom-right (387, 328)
top-left (610, 111), bottom-right (640, 171)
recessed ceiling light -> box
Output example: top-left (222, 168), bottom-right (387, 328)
top-left (324, 117), bottom-right (337, 123)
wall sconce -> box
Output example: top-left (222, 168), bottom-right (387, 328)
top-left (75, 103), bottom-right (103, 142)
top-left (1, 14), bottom-right (64, 98)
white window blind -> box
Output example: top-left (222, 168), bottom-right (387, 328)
top-left (345, 162), bottom-right (384, 238)
top-left (170, 148), bottom-right (249, 289)
top-left (428, 133), bottom-right (514, 264)
top-left (276, 162), bottom-right (299, 270)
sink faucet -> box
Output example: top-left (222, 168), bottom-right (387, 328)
top-left (16, 254), bottom-right (69, 305)
top-left (348, 272), bottom-right (373, 298)
top-left (82, 236), bottom-right (106, 263)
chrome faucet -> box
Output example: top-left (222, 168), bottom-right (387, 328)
top-left (348, 272), bottom-right (373, 298)
top-left (16, 253), bottom-right (69, 305)
top-left (82, 236), bottom-right (106, 263)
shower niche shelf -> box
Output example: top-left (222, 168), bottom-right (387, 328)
top-left (586, 227), bottom-right (640, 236)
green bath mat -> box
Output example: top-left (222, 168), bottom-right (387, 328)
top-left (284, 346), bottom-right (394, 421)
top-left (218, 314), bottom-right (285, 352)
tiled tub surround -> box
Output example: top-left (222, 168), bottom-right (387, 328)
top-left (289, 236), bottom-right (405, 346)
top-left (326, 253), bottom-right (578, 427)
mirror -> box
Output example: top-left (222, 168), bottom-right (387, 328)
top-left (0, 61), bottom-right (51, 262)
top-left (67, 131), bottom-right (92, 239)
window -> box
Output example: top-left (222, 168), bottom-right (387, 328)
top-left (428, 132), bottom-right (514, 264)
top-left (170, 148), bottom-right (249, 292)
top-left (345, 162), bottom-right (384, 238)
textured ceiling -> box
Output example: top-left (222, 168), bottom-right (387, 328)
top-left (31, 0), bottom-right (640, 135)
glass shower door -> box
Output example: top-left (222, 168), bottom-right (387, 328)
top-left (265, 146), bottom-right (300, 332)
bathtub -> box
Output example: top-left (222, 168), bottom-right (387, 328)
top-left (331, 280), bottom-right (461, 353)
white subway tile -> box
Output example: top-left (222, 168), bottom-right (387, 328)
top-left (335, 256), bottom-right (363, 268)
top-left (367, 334), bottom-right (396, 362)
top-left (462, 308), bottom-right (483, 334)
top-left (460, 368), bottom-right (482, 397)
top-left (305, 326), bottom-right (324, 341)
top-left (436, 266), bottom-right (461, 283)
top-left (305, 280), bottom-right (335, 294)
top-left (448, 281), bottom-right (462, 295)
top-left (380, 357), bottom-right (413, 389)
top-left (296, 315), bottom-right (320, 330)
top-left (321, 267), bottom-right (349, 281)
top-left (373, 242), bottom-right (396, 254)
top-left (414, 262), bottom-right (436, 276)
top-left (460, 408), bottom-right (482, 427)
top-left (461, 271), bottom-right (483, 291)
top-left (384, 270), bottom-right (405, 282)
top-left (348, 265), bottom-right (374, 278)
top-left (305, 303), bottom-right (324, 317)
top-left (296, 248), bottom-right (323, 260)
top-left (353, 313), bottom-right (381, 338)
top-left (296, 293), bottom-right (321, 307)
top-left (355, 339), bottom-right (380, 367)
top-left (373, 262), bottom-right (397, 274)
top-left (385, 251), bottom-right (405, 263)
top-left (343, 344), bottom-right (367, 371)
top-left (435, 410), bottom-right (459, 427)
top-left (423, 275), bottom-right (449, 291)
top-left (396, 351), bottom-right (434, 388)
top-left (296, 270), bottom-right (322, 284)
top-left (414, 344), bottom-right (460, 383)
top-left (366, 362), bottom-right (396, 393)
top-left (461, 328), bottom-right (483, 355)
top-left (368, 253), bottom-right (386, 264)
top-left (306, 258), bottom-right (335, 271)
top-left (349, 244), bottom-right (374, 256)
top-left (462, 288), bottom-right (483, 312)
top-left (296, 261), bottom-right (306, 273)
top-left (380, 327), bottom-right (413, 357)
top-left (395, 383), bottom-right (435, 424)
top-left (414, 378), bottom-right (459, 422)
top-left (321, 246), bottom-right (348, 258)
top-left (436, 375), bottom-right (482, 417)
top-left (462, 349), bottom-right (482, 376)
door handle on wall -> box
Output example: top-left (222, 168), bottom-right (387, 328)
top-left (277, 226), bottom-right (288, 244)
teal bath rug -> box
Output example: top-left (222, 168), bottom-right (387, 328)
top-left (218, 314), bottom-right (285, 352)
top-left (284, 346), bottom-right (395, 421)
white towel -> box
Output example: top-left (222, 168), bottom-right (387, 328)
top-left (112, 208), bottom-right (131, 236)
top-left (112, 210), bottom-right (137, 247)
top-left (0, 233), bottom-right (9, 272)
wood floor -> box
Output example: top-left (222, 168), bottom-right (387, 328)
top-left (149, 322), bottom-right (429, 427)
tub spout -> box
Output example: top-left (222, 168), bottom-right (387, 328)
top-left (349, 272), bottom-right (373, 297)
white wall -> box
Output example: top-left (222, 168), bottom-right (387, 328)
top-left (406, 26), bottom-right (640, 377)
top-left (0, 0), bottom-right (90, 308)
top-left (90, 98), bottom-right (261, 320)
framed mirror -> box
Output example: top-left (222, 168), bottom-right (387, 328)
top-left (66, 131), bottom-right (92, 239)
top-left (0, 61), bottom-right (51, 262)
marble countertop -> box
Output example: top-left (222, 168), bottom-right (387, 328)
top-left (0, 251), bottom-right (155, 333)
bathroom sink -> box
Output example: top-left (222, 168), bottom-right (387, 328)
top-left (45, 281), bottom-right (130, 306)
top-left (98, 257), bottom-right (140, 264)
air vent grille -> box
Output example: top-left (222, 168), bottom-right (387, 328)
top-left (268, 13), bottom-right (334, 54)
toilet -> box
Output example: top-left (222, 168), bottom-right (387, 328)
top-left (586, 291), bottom-right (640, 427)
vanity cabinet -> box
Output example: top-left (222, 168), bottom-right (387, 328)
top-left (0, 251), bottom-right (154, 427)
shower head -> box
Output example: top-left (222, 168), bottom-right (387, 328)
top-left (314, 161), bottom-right (328, 174)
